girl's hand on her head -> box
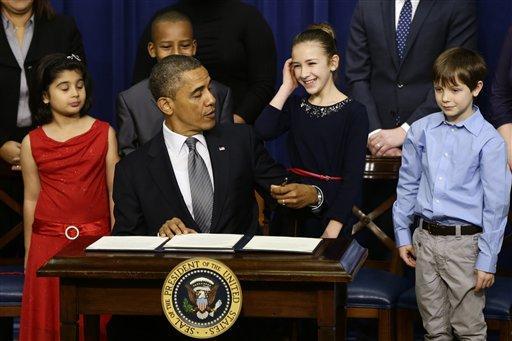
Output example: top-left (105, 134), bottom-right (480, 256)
top-left (281, 58), bottom-right (298, 94)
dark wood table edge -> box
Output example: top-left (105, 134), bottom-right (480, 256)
top-left (38, 237), bottom-right (367, 341)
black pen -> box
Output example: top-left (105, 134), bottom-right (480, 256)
top-left (281, 177), bottom-right (288, 186)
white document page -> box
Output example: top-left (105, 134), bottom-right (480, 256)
top-left (86, 236), bottom-right (169, 251)
top-left (242, 236), bottom-right (322, 254)
top-left (163, 234), bottom-right (244, 249)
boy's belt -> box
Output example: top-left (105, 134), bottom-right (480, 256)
top-left (415, 216), bottom-right (482, 236)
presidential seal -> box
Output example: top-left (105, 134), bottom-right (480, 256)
top-left (161, 258), bottom-right (242, 339)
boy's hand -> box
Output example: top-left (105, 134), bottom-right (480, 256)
top-left (398, 245), bottom-right (416, 268)
top-left (474, 270), bottom-right (495, 292)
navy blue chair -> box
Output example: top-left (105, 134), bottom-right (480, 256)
top-left (396, 277), bottom-right (512, 340)
top-left (0, 265), bottom-right (24, 341)
top-left (348, 156), bottom-right (411, 341)
top-left (347, 268), bottom-right (412, 340)
top-left (0, 171), bottom-right (24, 340)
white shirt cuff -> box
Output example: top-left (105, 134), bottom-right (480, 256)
top-left (401, 123), bottom-right (410, 133)
top-left (368, 129), bottom-right (381, 138)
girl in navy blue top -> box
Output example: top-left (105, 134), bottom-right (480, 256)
top-left (255, 24), bottom-right (368, 238)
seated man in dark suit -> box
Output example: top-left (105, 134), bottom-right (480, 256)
top-left (112, 54), bottom-right (320, 239)
top-left (109, 54), bottom-right (320, 340)
top-left (116, 10), bottom-right (233, 156)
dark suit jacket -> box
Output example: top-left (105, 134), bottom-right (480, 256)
top-left (116, 78), bottom-right (234, 156)
top-left (345, 0), bottom-right (477, 132)
top-left (490, 26), bottom-right (512, 129)
top-left (112, 124), bottom-right (288, 236)
top-left (0, 14), bottom-right (84, 147)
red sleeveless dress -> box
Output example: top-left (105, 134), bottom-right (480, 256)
top-left (19, 120), bottom-right (111, 341)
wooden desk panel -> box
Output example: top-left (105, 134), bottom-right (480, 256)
top-left (39, 237), bottom-right (366, 341)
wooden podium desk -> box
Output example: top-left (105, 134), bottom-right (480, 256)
top-left (38, 236), bottom-right (367, 341)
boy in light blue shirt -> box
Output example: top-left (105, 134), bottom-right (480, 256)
top-left (393, 47), bottom-right (511, 339)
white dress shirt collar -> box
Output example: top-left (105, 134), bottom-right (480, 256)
top-left (161, 122), bottom-right (214, 219)
top-left (162, 122), bottom-right (208, 156)
top-left (395, 0), bottom-right (421, 29)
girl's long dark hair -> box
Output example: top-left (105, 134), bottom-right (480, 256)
top-left (29, 53), bottom-right (92, 126)
top-left (33, 0), bottom-right (55, 20)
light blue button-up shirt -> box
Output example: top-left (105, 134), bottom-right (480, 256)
top-left (393, 108), bottom-right (511, 273)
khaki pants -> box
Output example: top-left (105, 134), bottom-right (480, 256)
top-left (413, 228), bottom-right (487, 340)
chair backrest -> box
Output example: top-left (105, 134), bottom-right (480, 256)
top-left (352, 155), bottom-right (403, 275)
top-left (0, 168), bottom-right (23, 256)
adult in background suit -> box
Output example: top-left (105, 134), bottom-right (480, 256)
top-left (345, 0), bottom-right (476, 156)
top-left (116, 10), bottom-right (233, 156)
top-left (490, 26), bottom-right (512, 170)
top-left (109, 55), bottom-right (320, 340)
top-left (0, 0), bottom-right (84, 259)
top-left (0, 0), bottom-right (84, 169)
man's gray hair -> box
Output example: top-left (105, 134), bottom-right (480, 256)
top-left (149, 55), bottom-right (202, 100)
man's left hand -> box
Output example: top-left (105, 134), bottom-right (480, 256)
top-left (474, 270), bottom-right (495, 292)
top-left (369, 127), bottom-right (406, 156)
top-left (270, 183), bottom-right (317, 209)
top-left (158, 217), bottom-right (197, 238)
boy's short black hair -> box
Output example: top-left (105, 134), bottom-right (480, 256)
top-left (150, 10), bottom-right (192, 42)
top-left (433, 47), bottom-right (487, 91)
top-left (29, 53), bottom-right (92, 126)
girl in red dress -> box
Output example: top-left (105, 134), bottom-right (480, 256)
top-left (19, 53), bottom-right (119, 341)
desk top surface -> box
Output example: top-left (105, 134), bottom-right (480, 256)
top-left (38, 236), bottom-right (367, 283)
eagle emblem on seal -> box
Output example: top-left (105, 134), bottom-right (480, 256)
top-left (184, 277), bottom-right (223, 320)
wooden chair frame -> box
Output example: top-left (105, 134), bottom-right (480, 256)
top-left (0, 170), bottom-right (24, 340)
top-left (347, 155), bottom-right (402, 341)
top-left (0, 168), bottom-right (23, 252)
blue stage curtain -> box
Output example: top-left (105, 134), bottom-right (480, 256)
top-left (49, 0), bottom-right (512, 161)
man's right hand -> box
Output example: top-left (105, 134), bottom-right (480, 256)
top-left (0, 140), bottom-right (21, 170)
top-left (398, 245), bottom-right (416, 268)
top-left (158, 217), bottom-right (197, 238)
top-left (270, 183), bottom-right (318, 209)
